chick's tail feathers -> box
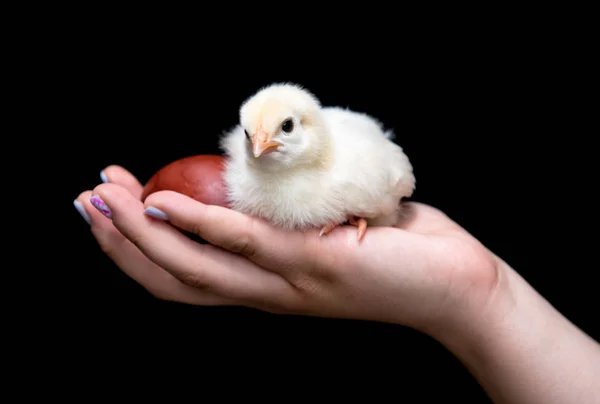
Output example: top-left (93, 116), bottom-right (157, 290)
top-left (368, 160), bottom-right (416, 228)
top-left (383, 129), bottom-right (395, 140)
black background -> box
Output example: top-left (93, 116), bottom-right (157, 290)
top-left (35, 14), bottom-right (596, 401)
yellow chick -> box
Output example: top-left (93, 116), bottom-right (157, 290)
top-left (219, 82), bottom-right (415, 242)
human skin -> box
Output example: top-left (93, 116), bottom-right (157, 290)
top-left (75, 165), bottom-right (600, 404)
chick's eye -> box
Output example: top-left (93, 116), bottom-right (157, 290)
top-left (244, 129), bottom-right (250, 140)
top-left (281, 118), bottom-right (294, 133)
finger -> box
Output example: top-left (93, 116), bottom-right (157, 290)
top-left (74, 190), bottom-right (235, 306)
top-left (142, 190), bottom-right (318, 275)
top-left (90, 183), bottom-right (298, 308)
top-left (99, 165), bottom-right (144, 200)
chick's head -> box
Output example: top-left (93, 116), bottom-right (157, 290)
top-left (239, 83), bottom-right (330, 171)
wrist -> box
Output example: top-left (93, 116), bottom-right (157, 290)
top-left (424, 254), bottom-right (514, 353)
top-left (426, 256), bottom-right (600, 403)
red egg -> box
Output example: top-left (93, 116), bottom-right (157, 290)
top-left (141, 154), bottom-right (230, 208)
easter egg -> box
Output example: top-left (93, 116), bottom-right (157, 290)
top-left (141, 154), bottom-right (229, 208)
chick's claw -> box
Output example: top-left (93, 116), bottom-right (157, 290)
top-left (319, 222), bottom-right (340, 237)
top-left (348, 216), bottom-right (368, 242)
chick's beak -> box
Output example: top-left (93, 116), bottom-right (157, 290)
top-left (252, 131), bottom-right (282, 158)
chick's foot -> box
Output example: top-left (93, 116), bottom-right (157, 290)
top-left (318, 216), bottom-right (367, 242)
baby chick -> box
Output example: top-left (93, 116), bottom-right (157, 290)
top-left (219, 82), bottom-right (415, 242)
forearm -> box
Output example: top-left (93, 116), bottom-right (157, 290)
top-left (437, 258), bottom-right (600, 404)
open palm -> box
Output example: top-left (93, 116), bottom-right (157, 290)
top-left (77, 165), bottom-right (499, 334)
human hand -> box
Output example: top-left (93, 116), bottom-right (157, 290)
top-left (75, 165), bottom-right (501, 336)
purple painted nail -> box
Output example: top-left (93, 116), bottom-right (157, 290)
top-left (144, 206), bottom-right (169, 221)
top-left (73, 200), bottom-right (91, 224)
top-left (90, 195), bottom-right (112, 219)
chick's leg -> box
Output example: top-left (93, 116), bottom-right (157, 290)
top-left (347, 215), bottom-right (368, 241)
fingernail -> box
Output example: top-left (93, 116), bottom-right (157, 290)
top-left (73, 200), bottom-right (91, 224)
top-left (100, 170), bottom-right (108, 183)
top-left (144, 206), bottom-right (169, 221)
top-left (90, 195), bottom-right (112, 219)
